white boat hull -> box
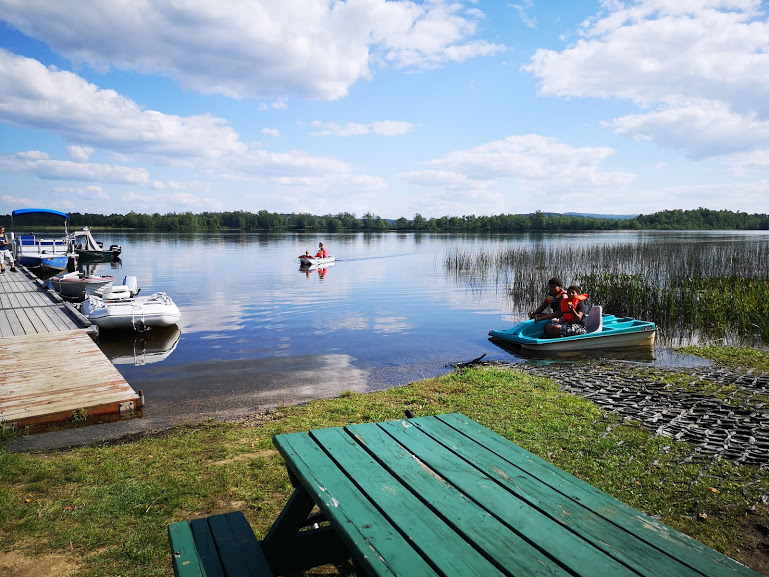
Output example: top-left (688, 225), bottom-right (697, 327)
top-left (299, 255), bottom-right (335, 266)
top-left (517, 329), bottom-right (655, 351)
top-left (50, 271), bottom-right (114, 299)
top-left (82, 292), bottom-right (181, 331)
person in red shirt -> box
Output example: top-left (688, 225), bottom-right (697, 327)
top-left (316, 242), bottom-right (327, 258)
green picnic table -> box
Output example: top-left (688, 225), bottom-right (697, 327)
top-left (171, 412), bottom-right (761, 576)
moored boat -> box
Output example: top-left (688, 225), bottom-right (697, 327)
top-left (49, 270), bottom-right (114, 300)
top-left (488, 305), bottom-right (656, 351)
top-left (11, 208), bottom-right (77, 275)
top-left (298, 255), bottom-right (335, 266)
top-left (68, 227), bottom-right (121, 261)
top-left (81, 276), bottom-right (181, 332)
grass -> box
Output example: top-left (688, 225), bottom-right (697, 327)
top-left (677, 344), bottom-right (769, 371)
top-left (2, 358), bottom-right (768, 576)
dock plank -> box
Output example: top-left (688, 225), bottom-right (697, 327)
top-left (4, 309), bottom-right (25, 336)
top-left (27, 307), bottom-right (58, 333)
top-left (0, 311), bottom-right (13, 338)
top-left (11, 306), bottom-right (38, 335)
top-left (0, 267), bottom-right (85, 334)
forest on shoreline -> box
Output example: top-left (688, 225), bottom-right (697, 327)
top-left (3, 207), bottom-right (768, 233)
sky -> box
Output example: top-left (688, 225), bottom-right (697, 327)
top-left (1, 0), bottom-right (768, 219)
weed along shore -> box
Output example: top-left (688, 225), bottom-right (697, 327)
top-left (2, 347), bottom-right (769, 576)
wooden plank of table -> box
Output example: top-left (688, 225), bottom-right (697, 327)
top-left (309, 426), bottom-right (508, 577)
top-left (348, 421), bottom-right (608, 577)
top-left (272, 432), bottom-right (441, 577)
top-left (425, 413), bottom-right (759, 577)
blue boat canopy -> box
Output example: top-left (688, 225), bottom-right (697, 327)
top-left (12, 208), bottom-right (70, 220)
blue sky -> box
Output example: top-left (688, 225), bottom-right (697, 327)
top-left (1, 0), bottom-right (768, 218)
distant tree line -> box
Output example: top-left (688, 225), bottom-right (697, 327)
top-left (3, 207), bottom-right (768, 233)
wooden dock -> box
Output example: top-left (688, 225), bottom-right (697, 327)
top-left (0, 267), bottom-right (142, 430)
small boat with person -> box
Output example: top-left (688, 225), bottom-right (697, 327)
top-left (488, 305), bottom-right (656, 351)
top-left (81, 276), bottom-right (181, 332)
top-left (298, 255), bottom-right (335, 266)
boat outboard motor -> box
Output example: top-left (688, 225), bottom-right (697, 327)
top-left (123, 275), bottom-right (140, 296)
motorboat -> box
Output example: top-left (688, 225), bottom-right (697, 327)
top-left (81, 276), bottom-right (181, 332)
top-left (488, 305), bottom-right (656, 351)
top-left (299, 255), bottom-right (335, 266)
top-left (49, 270), bottom-right (114, 300)
top-left (11, 208), bottom-right (77, 275)
top-left (68, 227), bottom-right (121, 261)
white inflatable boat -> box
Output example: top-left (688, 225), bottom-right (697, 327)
top-left (81, 276), bottom-right (181, 332)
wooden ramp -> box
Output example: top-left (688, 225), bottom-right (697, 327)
top-left (0, 329), bottom-right (142, 430)
top-left (0, 266), bottom-right (141, 429)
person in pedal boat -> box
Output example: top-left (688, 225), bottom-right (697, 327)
top-left (316, 242), bottom-right (327, 258)
top-left (545, 285), bottom-right (589, 338)
top-left (529, 277), bottom-right (566, 321)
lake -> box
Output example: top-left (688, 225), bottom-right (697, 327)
top-left (20, 229), bottom-right (769, 449)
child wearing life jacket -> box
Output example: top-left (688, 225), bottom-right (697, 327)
top-left (544, 285), bottom-right (589, 338)
top-left (529, 277), bottom-right (567, 321)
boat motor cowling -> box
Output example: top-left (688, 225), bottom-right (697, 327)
top-left (123, 276), bottom-right (139, 296)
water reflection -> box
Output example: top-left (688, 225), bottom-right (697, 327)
top-left (98, 325), bottom-right (181, 366)
top-left (300, 261), bottom-right (335, 279)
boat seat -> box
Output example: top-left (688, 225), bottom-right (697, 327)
top-left (586, 305), bottom-right (603, 333)
top-left (102, 285), bottom-right (132, 300)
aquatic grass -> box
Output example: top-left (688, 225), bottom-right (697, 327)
top-left (445, 240), bottom-right (769, 344)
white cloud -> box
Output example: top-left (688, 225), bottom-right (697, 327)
top-left (0, 51), bottom-right (382, 194)
top-left (0, 50), bottom-right (247, 162)
top-left (311, 120), bottom-right (416, 136)
top-left (262, 128), bottom-right (280, 137)
top-left (510, 1), bottom-right (536, 29)
top-left (0, 152), bottom-right (150, 184)
top-left (524, 0), bottom-right (769, 158)
top-left (399, 134), bottom-right (636, 213)
top-left (1, 194), bottom-right (37, 206)
top-left (0, 0), bottom-right (504, 101)
top-left (67, 145), bottom-right (94, 162)
top-left (259, 98), bottom-right (288, 111)
top-left (54, 185), bottom-right (110, 200)
top-left (725, 149), bottom-right (769, 174)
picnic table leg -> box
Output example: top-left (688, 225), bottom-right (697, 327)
top-left (261, 486), bottom-right (351, 574)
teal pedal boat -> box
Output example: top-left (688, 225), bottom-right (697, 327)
top-left (489, 305), bottom-right (656, 351)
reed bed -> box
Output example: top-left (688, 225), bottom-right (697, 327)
top-left (445, 241), bottom-right (769, 344)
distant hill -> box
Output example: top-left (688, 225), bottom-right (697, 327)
top-left (564, 212), bottom-right (639, 220)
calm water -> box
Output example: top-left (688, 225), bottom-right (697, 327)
top-left (20, 229), bottom-right (769, 448)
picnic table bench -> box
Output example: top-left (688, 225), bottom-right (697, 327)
top-left (170, 412), bottom-right (760, 576)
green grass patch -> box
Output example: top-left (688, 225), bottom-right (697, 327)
top-left (677, 345), bottom-right (769, 371)
top-left (1, 366), bottom-right (767, 576)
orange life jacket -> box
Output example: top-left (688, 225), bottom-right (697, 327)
top-left (560, 293), bottom-right (589, 322)
top-left (545, 287), bottom-right (566, 304)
